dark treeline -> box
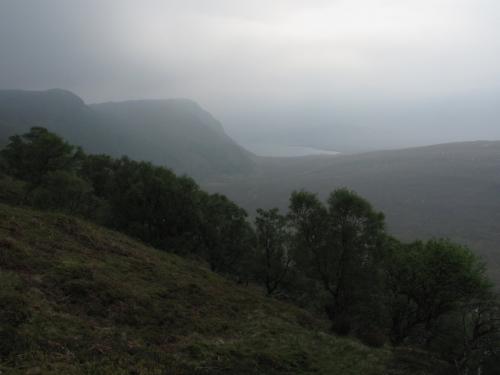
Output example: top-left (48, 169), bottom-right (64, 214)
top-left (0, 127), bottom-right (499, 374)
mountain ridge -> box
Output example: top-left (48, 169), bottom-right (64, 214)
top-left (0, 89), bottom-right (254, 181)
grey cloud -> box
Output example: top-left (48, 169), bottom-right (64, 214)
top-left (1, 0), bottom-right (500, 150)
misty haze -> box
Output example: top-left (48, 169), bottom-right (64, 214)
top-left (0, 1), bottom-right (499, 374)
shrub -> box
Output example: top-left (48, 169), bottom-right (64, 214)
top-left (331, 314), bottom-right (352, 336)
top-left (356, 326), bottom-right (387, 348)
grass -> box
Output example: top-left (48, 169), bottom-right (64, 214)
top-left (0, 204), bottom-right (448, 374)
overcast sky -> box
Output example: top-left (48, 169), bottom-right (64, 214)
top-left (1, 0), bottom-right (500, 149)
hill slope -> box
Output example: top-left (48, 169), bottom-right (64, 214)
top-left (204, 141), bottom-right (500, 284)
top-left (0, 89), bottom-right (254, 180)
top-left (0, 203), bottom-right (408, 375)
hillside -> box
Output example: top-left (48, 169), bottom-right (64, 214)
top-left (1, 89), bottom-right (498, 283)
top-left (204, 141), bottom-right (500, 284)
top-left (0, 203), bottom-right (452, 374)
top-left (0, 89), bottom-right (254, 180)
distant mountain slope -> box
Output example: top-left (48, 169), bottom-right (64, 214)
top-left (0, 203), bottom-right (448, 375)
top-left (0, 89), bottom-right (254, 180)
top-left (204, 141), bottom-right (500, 284)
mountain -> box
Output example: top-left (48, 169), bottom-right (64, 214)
top-left (0, 89), bottom-right (254, 180)
top-left (0, 203), bottom-right (450, 374)
top-left (204, 141), bottom-right (500, 284)
top-left (1, 89), bottom-right (498, 284)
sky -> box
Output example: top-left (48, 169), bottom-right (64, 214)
top-left (1, 0), bottom-right (500, 151)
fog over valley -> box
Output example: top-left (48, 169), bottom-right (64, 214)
top-left (2, 0), bottom-right (500, 153)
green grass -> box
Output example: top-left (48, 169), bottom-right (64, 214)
top-left (0, 204), bottom-right (447, 374)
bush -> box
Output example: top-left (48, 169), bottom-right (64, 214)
top-left (0, 174), bottom-right (24, 205)
top-left (356, 326), bottom-right (387, 348)
top-left (30, 170), bottom-right (96, 215)
top-left (331, 314), bottom-right (352, 336)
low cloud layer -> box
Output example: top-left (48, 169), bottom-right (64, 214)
top-left (1, 0), bottom-right (500, 148)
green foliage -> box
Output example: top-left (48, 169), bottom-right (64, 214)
top-left (199, 193), bottom-right (254, 274)
top-left (0, 128), bottom-right (256, 278)
top-left (286, 189), bottom-right (498, 371)
top-left (255, 208), bottom-right (291, 295)
top-left (356, 326), bottom-right (387, 348)
top-left (324, 189), bottom-right (385, 319)
top-left (287, 190), bottom-right (328, 278)
top-left (29, 170), bottom-right (95, 214)
top-left (289, 189), bottom-right (386, 329)
top-left (0, 173), bottom-right (24, 205)
top-left (79, 154), bottom-right (116, 197)
top-left (426, 291), bottom-right (500, 374)
top-left (386, 239), bottom-right (491, 345)
top-left (0, 127), bottom-right (82, 192)
top-left (105, 157), bottom-right (200, 249)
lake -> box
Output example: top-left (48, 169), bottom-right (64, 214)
top-left (243, 142), bottom-right (340, 157)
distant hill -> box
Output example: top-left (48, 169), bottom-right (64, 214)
top-left (204, 141), bottom-right (500, 284)
top-left (0, 89), bottom-right (254, 180)
top-left (0, 203), bottom-right (450, 374)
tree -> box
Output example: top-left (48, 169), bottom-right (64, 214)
top-left (30, 170), bottom-right (95, 214)
top-left (289, 189), bottom-right (385, 327)
top-left (199, 193), bottom-right (254, 274)
top-left (255, 208), bottom-right (291, 295)
top-left (323, 188), bottom-right (385, 321)
top-left (386, 239), bottom-right (491, 345)
top-left (452, 293), bottom-right (500, 374)
top-left (288, 190), bottom-right (329, 278)
top-left (0, 127), bottom-right (82, 195)
top-left (107, 158), bottom-right (201, 250)
top-left (80, 154), bottom-right (117, 198)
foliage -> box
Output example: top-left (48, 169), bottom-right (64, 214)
top-left (428, 291), bottom-right (500, 374)
top-left (104, 157), bottom-right (201, 250)
top-left (0, 128), bottom-right (255, 278)
top-left (30, 170), bottom-right (95, 214)
top-left (287, 190), bottom-right (329, 281)
top-left (385, 239), bottom-right (491, 346)
top-left (198, 193), bottom-right (254, 274)
top-left (288, 189), bottom-right (386, 329)
top-left (0, 127), bottom-right (83, 193)
top-left (255, 208), bottom-right (291, 295)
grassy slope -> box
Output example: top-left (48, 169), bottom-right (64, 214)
top-left (0, 203), bottom-right (405, 375)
